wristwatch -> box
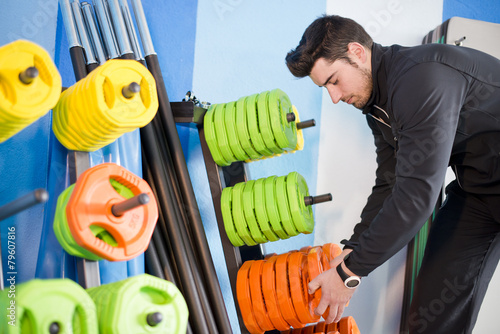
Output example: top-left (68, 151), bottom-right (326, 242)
top-left (336, 261), bottom-right (361, 289)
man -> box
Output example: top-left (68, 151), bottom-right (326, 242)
top-left (286, 15), bottom-right (500, 333)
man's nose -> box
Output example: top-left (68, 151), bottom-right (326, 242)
top-left (327, 86), bottom-right (342, 104)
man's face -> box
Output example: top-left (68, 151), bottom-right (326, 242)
top-left (309, 56), bottom-right (373, 110)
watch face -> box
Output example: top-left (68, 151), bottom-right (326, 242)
top-left (345, 277), bottom-right (360, 289)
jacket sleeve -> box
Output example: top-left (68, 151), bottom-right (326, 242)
top-left (342, 115), bottom-right (396, 249)
top-left (345, 62), bottom-right (468, 276)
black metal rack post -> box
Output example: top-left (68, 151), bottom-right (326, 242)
top-left (172, 101), bottom-right (265, 334)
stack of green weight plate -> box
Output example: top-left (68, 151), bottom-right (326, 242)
top-left (0, 279), bottom-right (98, 333)
top-left (221, 171), bottom-right (314, 247)
top-left (204, 88), bottom-right (298, 166)
top-left (87, 274), bottom-right (188, 334)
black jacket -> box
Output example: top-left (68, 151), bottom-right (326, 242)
top-left (344, 43), bottom-right (500, 276)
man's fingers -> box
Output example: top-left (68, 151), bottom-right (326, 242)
top-left (334, 303), bottom-right (346, 323)
top-left (324, 305), bottom-right (338, 324)
top-left (314, 293), bottom-right (330, 316)
top-left (308, 274), bottom-right (322, 294)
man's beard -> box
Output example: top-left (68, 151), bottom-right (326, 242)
top-left (352, 67), bottom-right (373, 110)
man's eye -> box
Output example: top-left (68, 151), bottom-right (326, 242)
top-left (332, 79), bottom-right (338, 85)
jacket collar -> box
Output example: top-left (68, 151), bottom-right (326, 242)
top-left (362, 43), bottom-right (392, 114)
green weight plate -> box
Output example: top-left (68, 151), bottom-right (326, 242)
top-left (232, 182), bottom-right (257, 246)
top-left (257, 91), bottom-right (284, 154)
top-left (224, 101), bottom-right (250, 161)
top-left (214, 103), bottom-right (237, 163)
top-left (286, 172), bottom-right (315, 234)
top-left (275, 175), bottom-right (299, 237)
top-left (221, 187), bottom-right (245, 247)
top-left (268, 89), bottom-right (298, 150)
top-left (0, 279), bottom-right (99, 334)
top-left (263, 176), bottom-right (289, 240)
top-left (242, 180), bottom-right (268, 244)
top-left (253, 178), bottom-right (280, 242)
top-left (87, 274), bottom-right (189, 334)
top-left (53, 185), bottom-right (103, 261)
top-left (235, 96), bottom-right (261, 160)
top-left (246, 93), bottom-right (273, 156)
top-left (204, 104), bottom-right (230, 166)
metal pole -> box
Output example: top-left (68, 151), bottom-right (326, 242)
top-left (0, 189), bottom-right (48, 222)
top-left (119, 0), bottom-right (143, 61)
top-left (92, 0), bottom-right (119, 59)
top-left (71, 0), bottom-right (98, 72)
top-left (106, 0), bottom-right (133, 58)
top-left (81, 1), bottom-right (107, 64)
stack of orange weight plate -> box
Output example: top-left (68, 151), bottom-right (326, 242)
top-left (280, 316), bottom-right (361, 334)
top-left (236, 243), bottom-right (342, 333)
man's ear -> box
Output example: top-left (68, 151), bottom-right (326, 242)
top-left (347, 42), bottom-right (367, 64)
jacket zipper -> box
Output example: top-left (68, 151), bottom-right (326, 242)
top-left (369, 105), bottom-right (392, 128)
top-left (371, 105), bottom-right (398, 156)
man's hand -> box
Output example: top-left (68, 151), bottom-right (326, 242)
top-left (308, 249), bottom-right (357, 323)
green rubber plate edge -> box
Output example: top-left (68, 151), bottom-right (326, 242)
top-left (53, 185), bottom-right (103, 261)
top-left (275, 175), bottom-right (299, 237)
top-left (221, 187), bottom-right (245, 247)
top-left (253, 178), bottom-right (280, 242)
top-left (246, 93), bottom-right (273, 156)
top-left (286, 172), bottom-right (314, 234)
top-left (204, 104), bottom-right (230, 166)
top-left (214, 103), bottom-right (237, 163)
top-left (269, 89), bottom-right (297, 150)
top-left (242, 180), bottom-right (268, 244)
top-left (224, 101), bottom-right (249, 161)
top-left (235, 95), bottom-right (261, 160)
top-left (264, 176), bottom-right (289, 240)
top-left (257, 91), bottom-right (283, 154)
top-left (232, 182), bottom-right (257, 246)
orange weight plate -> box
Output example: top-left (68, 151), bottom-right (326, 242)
top-left (288, 252), bottom-right (319, 324)
top-left (338, 316), bottom-right (360, 334)
top-left (261, 255), bottom-right (290, 331)
top-left (326, 322), bottom-right (338, 332)
top-left (301, 324), bottom-right (315, 334)
top-left (236, 261), bottom-right (264, 334)
top-left (249, 260), bottom-right (275, 331)
top-left (322, 243), bottom-right (342, 262)
top-left (300, 245), bottom-right (312, 254)
top-left (275, 253), bottom-right (303, 329)
top-left (314, 321), bottom-right (326, 333)
top-left (66, 163), bottom-right (158, 261)
top-left (306, 249), bottom-right (323, 313)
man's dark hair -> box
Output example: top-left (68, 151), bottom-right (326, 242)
top-left (286, 15), bottom-right (373, 78)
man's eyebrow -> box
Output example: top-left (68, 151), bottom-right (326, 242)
top-left (321, 72), bottom-right (336, 87)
